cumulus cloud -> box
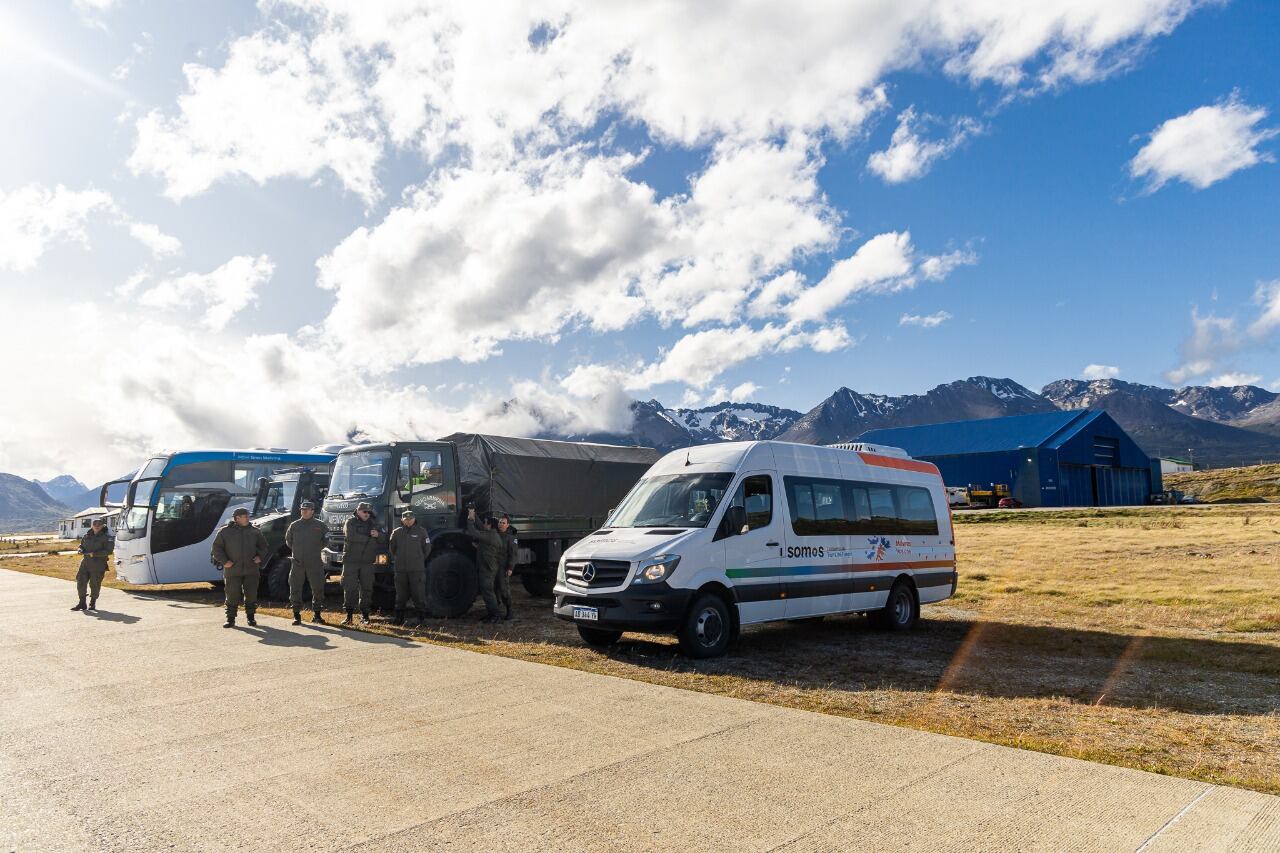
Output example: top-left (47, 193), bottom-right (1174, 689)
top-left (136, 255), bottom-right (274, 330)
top-left (868, 108), bottom-right (983, 183)
top-left (1081, 363), bottom-right (1121, 379)
top-left (1130, 94), bottom-right (1277, 192)
top-left (127, 222), bottom-right (182, 257)
top-left (899, 311), bottom-right (952, 328)
top-left (1208, 372), bottom-right (1262, 387)
top-left (1166, 284), bottom-right (1280, 384)
top-left (785, 232), bottom-right (916, 323)
top-left (0, 184), bottom-right (114, 272)
top-left (1248, 279), bottom-right (1280, 339)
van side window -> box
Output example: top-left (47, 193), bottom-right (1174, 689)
top-left (785, 476), bottom-right (940, 537)
top-left (896, 486), bottom-right (939, 535)
top-left (867, 486), bottom-right (897, 531)
top-left (730, 475), bottom-right (773, 530)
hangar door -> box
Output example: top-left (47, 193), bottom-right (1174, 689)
top-left (1060, 464), bottom-right (1150, 506)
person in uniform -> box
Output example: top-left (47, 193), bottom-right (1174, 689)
top-left (496, 514), bottom-right (517, 621)
top-left (388, 510), bottom-right (430, 628)
top-left (341, 501), bottom-right (381, 626)
top-left (466, 508), bottom-right (503, 623)
top-left (72, 517), bottom-right (113, 612)
top-left (285, 500), bottom-right (327, 625)
top-left (211, 507), bottom-right (270, 628)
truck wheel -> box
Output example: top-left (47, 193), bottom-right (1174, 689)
top-left (265, 557), bottom-right (292, 601)
top-left (520, 570), bottom-right (556, 598)
top-left (427, 551), bottom-right (479, 618)
top-left (577, 626), bottom-right (622, 648)
top-left (677, 593), bottom-right (733, 659)
top-left (870, 579), bottom-right (918, 631)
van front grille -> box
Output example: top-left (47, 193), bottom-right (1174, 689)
top-left (565, 559), bottom-right (630, 588)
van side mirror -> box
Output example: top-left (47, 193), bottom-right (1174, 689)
top-left (716, 505), bottom-right (748, 541)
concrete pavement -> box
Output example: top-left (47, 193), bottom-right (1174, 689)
top-left (1, 568), bottom-right (1276, 852)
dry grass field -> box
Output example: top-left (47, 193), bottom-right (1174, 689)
top-left (9, 503), bottom-right (1279, 794)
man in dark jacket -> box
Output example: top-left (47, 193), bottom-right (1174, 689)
top-left (466, 508), bottom-right (503, 623)
top-left (285, 500), bottom-right (327, 625)
top-left (211, 507), bottom-right (270, 628)
top-left (388, 510), bottom-right (430, 628)
top-left (496, 514), bottom-right (517, 621)
top-left (341, 501), bottom-right (381, 626)
top-left (72, 518), bottom-right (113, 612)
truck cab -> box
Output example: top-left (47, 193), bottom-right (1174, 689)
top-left (252, 467), bottom-right (332, 600)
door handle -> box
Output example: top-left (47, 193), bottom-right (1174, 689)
top-left (766, 541), bottom-right (779, 547)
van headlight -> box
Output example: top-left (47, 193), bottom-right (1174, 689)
top-left (634, 554), bottom-right (680, 584)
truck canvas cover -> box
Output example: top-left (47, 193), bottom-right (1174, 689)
top-left (440, 434), bottom-right (661, 524)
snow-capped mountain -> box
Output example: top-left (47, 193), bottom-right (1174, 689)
top-left (1043, 379), bottom-right (1280, 438)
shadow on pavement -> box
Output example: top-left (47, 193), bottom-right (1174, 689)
top-left (89, 610), bottom-right (141, 624)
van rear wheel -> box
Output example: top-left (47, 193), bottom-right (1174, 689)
top-left (577, 626), bottom-right (623, 648)
top-left (871, 580), bottom-right (918, 631)
top-left (677, 594), bottom-right (733, 658)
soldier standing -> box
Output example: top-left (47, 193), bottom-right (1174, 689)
top-left (211, 507), bottom-right (270, 628)
top-left (285, 500), bottom-right (328, 625)
top-left (496, 514), bottom-right (517, 621)
top-left (71, 517), bottom-right (113, 612)
top-left (466, 508), bottom-right (503, 623)
top-left (388, 510), bottom-right (430, 628)
top-left (341, 501), bottom-right (381, 626)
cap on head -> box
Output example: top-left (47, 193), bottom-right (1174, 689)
top-left (233, 508), bottom-right (250, 518)
top-left (401, 510), bottom-right (415, 519)
top-left (300, 501), bottom-right (315, 510)
top-left (356, 502), bottom-right (373, 512)
top-left (91, 518), bottom-right (104, 526)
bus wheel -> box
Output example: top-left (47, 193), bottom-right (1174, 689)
top-left (577, 626), bottom-right (623, 648)
top-left (520, 570), bottom-right (555, 598)
top-left (427, 551), bottom-right (479, 618)
top-left (265, 557), bottom-right (292, 601)
top-left (871, 580), bottom-right (918, 631)
top-left (677, 594), bottom-right (732, 659)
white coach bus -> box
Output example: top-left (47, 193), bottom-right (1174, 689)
top-left (102, 449), bottom-right (335, 585)
top-left (553, 441), bottom-right (956, 658)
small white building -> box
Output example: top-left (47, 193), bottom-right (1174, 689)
top-left (1158, 457), bottom-right (1194, 475)
top-left (58, 507), bottom-right (120, 539)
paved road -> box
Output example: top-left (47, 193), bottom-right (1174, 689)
top-left (1, 569), bottom-right (1276, 852)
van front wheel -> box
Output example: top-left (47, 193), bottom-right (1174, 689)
top-left (678, 594), bottom-right (733, 658)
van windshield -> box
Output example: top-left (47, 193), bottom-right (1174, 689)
top-left (607, 472), bottom-right (734, 529)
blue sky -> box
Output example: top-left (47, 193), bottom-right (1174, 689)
top-left (1, 0), bottom-right (1277, 483)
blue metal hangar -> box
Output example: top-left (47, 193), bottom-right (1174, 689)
top-left (857, 410), bottom-right (1161, 508)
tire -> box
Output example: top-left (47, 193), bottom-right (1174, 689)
top-left (677, 593), bottom-right (733, 659)
top-left (265, 556), bottom-right (292, 601)
top-left (426, 551), bottom-right (479, 618)
top-left (520, 570), bottom-right (556, 598)
top-left (577, 625), bottom-right (623, 648)
top-left (870, 579), bottom-right (919, 631)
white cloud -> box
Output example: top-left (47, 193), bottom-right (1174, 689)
top-left (868, 108), bottom-right (982, 183)
top-left (1208, 372), bottom-right (1262, 387)
top-left (920, 247), bottom-right (978, 281)
top-left (729, 381), bottom-right (760, 400)
top-left (0, 184), bottom-right (114, 272)
top-left (136, 255), bottom-right (274, 330)
top-left (785, 232), bottom-right (916, 323)
top-left (1248, 279), bottom-right (1280, 339)
top-left (1081, 363), bottom-right (1121, 380)
top-left (127, 222), bottom-right (182, 257)
top-left (1167, 283), bottom-right (1280, 385)
top-left (1130, 93), bottom-right (1277, 192)
top-left (900, 311), bottom-right (952, 328)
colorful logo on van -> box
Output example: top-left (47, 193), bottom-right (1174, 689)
top-left (866, 536), bottom-right (891, 561)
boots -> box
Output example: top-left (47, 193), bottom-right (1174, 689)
top-left (88, 599), bottom-right (98, 611)
top-left (292, 607), bottom-right (302, 626)
top-left (360, 611), bottom-right (370, 625)
top-left (342, 609), bottom-right (354, 626)
top-left (71, 599), bottom-right (86, 611)
top-left (312, 608), bottom-right (324, 624)
top-left (503, 602), bottom-right (513, 621)
top-left (246, 609), bottom-right (257, 627)
top-left (224, 607), bottom-right (237, 628)
top-left (405, 611), bottom-right (421, 629)
top-left (392, 610), bottom-right (405, 626)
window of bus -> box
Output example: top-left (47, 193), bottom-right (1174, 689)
top-left (784, 476), bottom-right (938, 537)
top-left (151, 489), bottom-right (234, 554)
top-left (398, 449), bottom-right (456, 513)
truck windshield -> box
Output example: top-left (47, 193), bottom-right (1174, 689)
top-left (254, 480), bottom-right (297, 515)
top-left (330, 450), bottom-right (390, 499)
top-left (607, 472), bottom-right (734, 528)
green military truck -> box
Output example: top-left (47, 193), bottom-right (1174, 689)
top-left (319, 434), bottom-right (660, 616)
top-left (250, 467), bottom-right (331, 600)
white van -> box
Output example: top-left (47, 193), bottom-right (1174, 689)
top-left (553, 440), bottom-right (956, 658)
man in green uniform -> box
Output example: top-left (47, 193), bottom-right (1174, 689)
top-left (466, 508), bottom-right (503, 623)
top-left (211, 507), bottom-right (270, 628)
top-left (496, 514), bottom-right (517, 621)
top-left (71, 518), bottom-right (113, 612)
top-left (341, 501), bottom-right (381, 626)
top-left (388, 510), bottom-right (430, 628)
top-left (285, 500), bottom-right (327, 625)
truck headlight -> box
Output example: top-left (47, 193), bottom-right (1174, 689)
top-left (634, 554), bottom-right (679, 584)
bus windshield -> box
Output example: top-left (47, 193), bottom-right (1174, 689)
top-left (330, 450), bottom-right (390, 499)
top-left (607, 472), bottom-right (734, 529)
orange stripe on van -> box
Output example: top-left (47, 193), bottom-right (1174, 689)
top-left (856, 452), bottom-right (941, 477)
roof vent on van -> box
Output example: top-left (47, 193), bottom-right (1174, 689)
top-left (826, 442), bottom-right (912, 459)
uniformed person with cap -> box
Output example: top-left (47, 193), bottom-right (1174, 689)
top-left (71, 517), bottom-right (113, 612)
top-left (388, 509), bottom-right (430, 628)
top-left (466, 507), bottom-right (503, 623)
top-left (496, 514), bottom-right (517, 621)
top-left (341, 501), bottom-right (381, 626)
top-left (285, 500), bottom-right (327, 625)
top-left (211, 507), bottom-right (270, 627)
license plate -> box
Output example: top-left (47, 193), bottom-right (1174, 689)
top-left (572, 606), bottom-right (599, 621)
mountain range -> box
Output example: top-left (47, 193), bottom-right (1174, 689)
top-left (4, 376), bottom-right (1280, 532)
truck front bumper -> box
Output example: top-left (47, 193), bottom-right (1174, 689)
top-left (553, 582), bottom-right (693, 633)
